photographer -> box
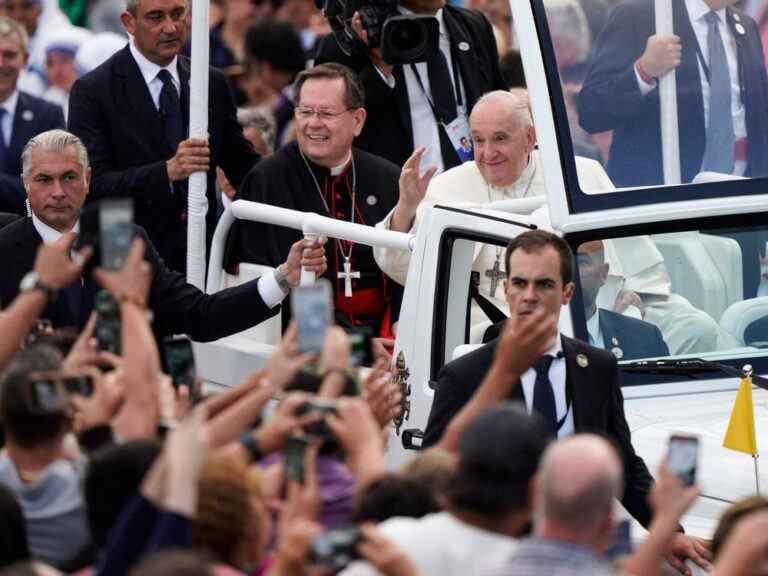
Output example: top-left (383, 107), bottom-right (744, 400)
top-left (315, 0), bottom-right (506, 171)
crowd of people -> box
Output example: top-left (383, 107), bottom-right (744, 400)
top-left (1, 0), bottom-right (768, 574)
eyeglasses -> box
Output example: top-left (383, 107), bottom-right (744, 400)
top-left (294, 106), bottom-right (352, 122)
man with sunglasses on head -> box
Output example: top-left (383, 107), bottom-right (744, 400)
top-left (225, 63), bottom-right (406, 337)
top-left (68, 0), bottom-right (259, 274)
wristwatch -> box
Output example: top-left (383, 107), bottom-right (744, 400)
top-left (19, 271), bottom-right (57, 302)
top-left (274, 264), bottom-right (293, 294)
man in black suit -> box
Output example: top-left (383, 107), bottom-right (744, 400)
top-left (315, 0), bottom-right (506, 172)
top-left (0, 129), bottom-right (326, 341)
top-left (423, 229), bottom-right (711, 574)
top-left (68, 0), bottom-right (259, 273)
top-left (578, 0), bottom-right (768, 188)
top-left (577, 240), bottom-right (669, 360)
top-left (0, 16), bottom-right (64, 215)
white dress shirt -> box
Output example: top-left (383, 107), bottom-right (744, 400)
top-left (0, 90), bottom-right (19, 147)
top-left (129, 41), bottom-right (181, 110)
top-left (635, 0), bottom-right (746, 138)
top-left (520, 336), bottom-right (575, 439)
top-left (586, 309), bottom-right (604, 349)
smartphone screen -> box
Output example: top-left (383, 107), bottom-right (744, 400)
top-left (292, 279), bottom-right (333, 354)
top-left (285, 435), bottom-right (309, 484)
top-left (161, 336), bottom-right (196, 390)
top-left (667, 434), bottom-right (699, 487)
top-left (348, 328), bottom-right (374, 367)
top-left (99, 199), bottom-right (134, 270)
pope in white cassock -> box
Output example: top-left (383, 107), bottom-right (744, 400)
top-left (374, 90), bottom-right (613, 329)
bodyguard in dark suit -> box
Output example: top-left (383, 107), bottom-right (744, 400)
top-left (68, 0), bottom-right (259, 273)
top-left (0, 17), bottom-right (64, 215)
top-left (577, 240), bottom-right (669, 360)
top-left (315, 0), bottom-right (505, 171)
top-left (0, 129), bottom-right (327, 342)
top-left (578, 0), bottom-right (768, 187)
top-left (423, 230), bottom-right (711, 572)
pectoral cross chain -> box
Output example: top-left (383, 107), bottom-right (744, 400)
top-left (485, 255), bottom-right (505, 297)
top-left (338, 257), bottom-right (360, 298)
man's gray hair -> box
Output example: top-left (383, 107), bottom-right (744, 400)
top-left (22, 130), bottom-right (90, 176)
top-left (124, 0), bottom-right (187, 15)
top-left (0, 16), bottom-right (28, 53)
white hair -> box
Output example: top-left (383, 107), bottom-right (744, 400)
top-left (21, 130), bottom-right (89, 176)
top-left (543, 0), bottom-right (591, 64)
top-left (474, 89), bottom-right (533, 128)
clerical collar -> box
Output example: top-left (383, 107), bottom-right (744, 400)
top-left (32, 213), bottom-right (79, 245)
top-left (488, 153), bottom-right (536, 198)
top-left (330, 153), bottom-right (353, 176)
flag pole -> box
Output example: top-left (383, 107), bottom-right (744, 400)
top-left (744, 364), bottom-right (760, 495)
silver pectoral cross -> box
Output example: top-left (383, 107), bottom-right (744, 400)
top-left (485, 254), bottom-right (505, 297)
top-left (338, 257), bottom-right (360, 297)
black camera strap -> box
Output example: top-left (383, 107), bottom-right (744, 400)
top-left (409, 51), bottom-right (464, 126)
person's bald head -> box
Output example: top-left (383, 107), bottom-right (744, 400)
top-left (576, 240), bottom-right (609, 314)
top-left (535, 434), bottom-right (623, 549)
top-left (470, 90), bottom-right (536, 188)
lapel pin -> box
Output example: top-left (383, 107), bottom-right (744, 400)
top-left (576, 353), bottom-right (589, 368)
top-left (458, 41), bottom-right (470, 52)
top-left (22, 110), bottom-right (33, 121)
top-left (611, 347), bottom-right (624, 360)
top-left (366, 195), bottom-right (377, 206)
top-left (611, 337), bottom-right (619, 346)
top-left (735, 23), bottom-right (746, 35)
top-left (733, 12), bottom-right (741, 21)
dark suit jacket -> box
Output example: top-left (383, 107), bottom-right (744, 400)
top-left (0, 217), bottom-right (279, 342)
top-left (423, 335), bottom-right (655, 527)
top-left (578, 0), bottom-right (768, 187)
top-left (599, 308), bottom-right (669, 360)
top-left (68, 46), bottom-right (258, 271)
top-left (0, 91), bottom-right (65, 214)
top-left (315, 6), bottom-right (506, 168)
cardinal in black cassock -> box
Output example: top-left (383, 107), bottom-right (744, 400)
top-left (224, 140), bottom-right (402, 337)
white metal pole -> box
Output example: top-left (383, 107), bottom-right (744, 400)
top-left (186, 0), bottom-right (210, 289)
top-left (655, 0), bottom-right (681, 185)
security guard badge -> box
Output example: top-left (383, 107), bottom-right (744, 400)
top-left (610, 337), bottom-right (624, 360)
top-left (576, 353), bottom-right (589, 368)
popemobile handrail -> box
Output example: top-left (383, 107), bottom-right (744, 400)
top-left (206, 200), bottom-right (416, 294)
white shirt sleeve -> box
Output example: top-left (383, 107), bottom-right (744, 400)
top-left (257, 271), bottom-right (288, 309)
top-left (634, 65), bottom-right (657, 96)
top-left (373, 64), bottom-right (396, 88)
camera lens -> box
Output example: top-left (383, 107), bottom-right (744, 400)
top-left (389, 19), bottom-right (426, 57)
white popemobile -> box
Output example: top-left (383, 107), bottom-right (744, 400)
top-left (189, 0), bottom-right (768, 563)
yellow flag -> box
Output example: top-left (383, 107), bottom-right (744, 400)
top-left (723, 376), bottom-right (758, 456)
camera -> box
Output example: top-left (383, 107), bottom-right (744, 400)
top-left (94, 290), bottom-right (121, 355)
top-left (324, 0), bottom-right (439, 64)
top-left (311, 527), bottom-right (361, 569)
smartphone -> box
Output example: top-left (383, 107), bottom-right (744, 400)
top-left (161, 336), bottom-right (196, 391)
top-left (27, 377), bottom-right (64, 413)
top-left (285, 435), bottom-right (310, 484)
top-left (310, 527), bottom-right (361, 569)
top-left (26, 372), bottom-right (94, 413)
top-left (291, 279), bottom-right (333, 354)
top-left (605, 519), bottom-right (632, 559)
top-left (94, 290), bottom-right (121, 355)
top-left (79, 199), bottom-right (134, 273)
top-left (349, 327), bottom-right (374, 367)
top-left (297, 399), bottom-right (338, 439)
top-left (667, 433), bottom-right (699, 487)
